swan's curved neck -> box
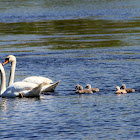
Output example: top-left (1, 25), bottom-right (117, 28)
top-left (9, 60), bottom-right (16, 86)
top-left (0, 65), bottom-right (6, 94)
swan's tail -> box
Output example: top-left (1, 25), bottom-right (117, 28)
top-left (22, 82), bottom-right (49, 97)
top-left (41, 80), bottom-right (60, 93)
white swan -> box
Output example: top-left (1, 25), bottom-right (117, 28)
top-left (3, 55), bottom-right (60, 92)
top-left (3, 55), bottom-right (53, 86)
top-left (0, 63), bottom-right (47, 98)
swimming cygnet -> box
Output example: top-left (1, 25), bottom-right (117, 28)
top-left (75, 85), bottom-right (93, 94)
top-left (75, 84), bottom-right (81, 93)
top-left (120, 84), bottom-right (135, 93)
top-left (85, 84), bottom-right (99, 92)
top-left (115, 86), bottom-right (127, 94)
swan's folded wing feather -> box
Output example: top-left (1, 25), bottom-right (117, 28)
top-left (1, 82), bottom-right (37, 98)
top-left (22, 76), bottom-right (53, 85)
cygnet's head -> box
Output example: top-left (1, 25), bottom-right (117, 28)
top-left (85, 84), bottom-right (91, 89)
top-left (121, 84), bottom-right (126, 89)
top-left (79, 85), bottom-right (83, 90)
top-left (116, 86), bottom-right (120, 90)
top-left (75, 84), bottom-right (80, 90)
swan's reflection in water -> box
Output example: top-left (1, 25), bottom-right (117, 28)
top-left (0, 96), bottom-right (41, 112)
top-left (0, 98), bottom-right (8, 110)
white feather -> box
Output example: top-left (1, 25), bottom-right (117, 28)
top-left (22, 76), bottom-right (53, 85)
top-left (1, 82), bottom-right (37, 98)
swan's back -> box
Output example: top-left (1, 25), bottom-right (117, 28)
top-left (22, 76), bottom-right (53, 85)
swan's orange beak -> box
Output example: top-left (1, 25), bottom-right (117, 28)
top-left (3, 60), bottom-right (9, 66)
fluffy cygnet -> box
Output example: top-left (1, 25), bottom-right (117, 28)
top-left (120, 84), bottom-right (135, 93)
top-left (115, 86), bottom-right (127, 94)
top-left (75, 85), bottom-right (93, 94)
top-left (85, 84), bottom-right (99, 92)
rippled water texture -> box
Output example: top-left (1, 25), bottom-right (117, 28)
top-left (0, 0), bottom-right (140, 139)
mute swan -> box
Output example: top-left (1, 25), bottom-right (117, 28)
top-left (85, 84), bottom-right (99, 92)
top-left (75, 85), bottom-right (93, 94)
top-left (3, 55), bottom-right (60, 92)
top-left (115, 86), bottom-right (127, 94)
top-left (3, 55), bottom-right (53, 86)
top-left (0, 63), bottom-right (47, 98)
top-left (120, 84), bottom-right (135, 93)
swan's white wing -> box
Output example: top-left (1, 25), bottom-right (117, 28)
top-left (1, 82), bottom-right (37, 98)
top-left (22, 76), bottom-right (53, 85)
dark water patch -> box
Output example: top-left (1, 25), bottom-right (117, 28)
top-left (0, 19), bottom-right (140, 52)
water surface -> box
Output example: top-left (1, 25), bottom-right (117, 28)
top-left (0, 0), bottom-right (140, 139)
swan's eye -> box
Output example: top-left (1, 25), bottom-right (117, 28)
top-left (5, 58), bottom-right (9, 61)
